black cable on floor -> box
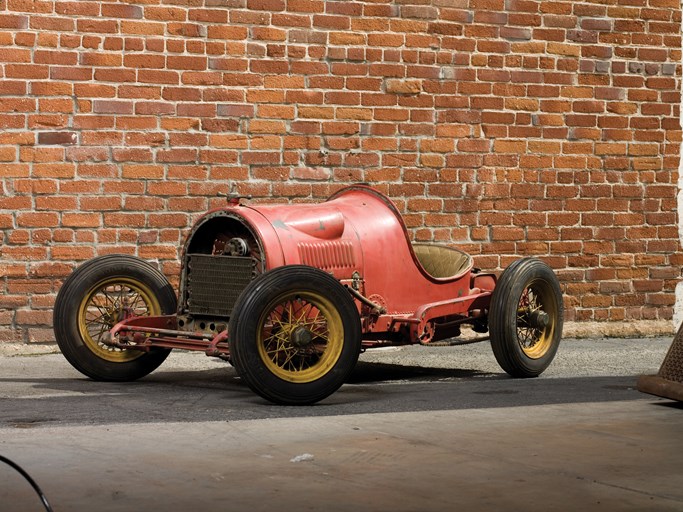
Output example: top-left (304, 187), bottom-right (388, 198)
top-left (0, 454), bottom-right (54, 512)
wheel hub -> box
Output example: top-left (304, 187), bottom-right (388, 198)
top-left (528, 310), bottom-right (550, 330)
top-left (101, 305), bottom-right (127, 326)
top-left (290, 326), bottom-right (313, 347)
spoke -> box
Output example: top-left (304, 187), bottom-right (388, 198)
top-left (264, 328), bottom-right (294, 357)
top-left (263, 330), bottom-right (285, 351)
top-left (273, 302), bottom-right (292, 329)
top-left (302, 308), bottom-right (329, 342)
top-left (264, 330), bottom-right (286, 346)
top-left (90, 301), bottom-right (111, 320)
top-left (102, 286), bottom-right (119, 310)
top-left (305, 309), bottom-right (321, 329)
top-left (86, 320), bottom-right (107, 343)
top-left (129, 289), bottom-right (141, 304)
top-left (294, 302), bottom-right (312, 325)
top-left (131, 291), bottom-right (150, 315)
top-left (517, 324), bottom-right (541, 348)
top-left (95, 321), bottom-right (108, 341)
top-left (299, 308), bottom-right (323, 331)
top-left (85, 309), bottom-right (107, 322)
top-left (272, 334), bottom-right (290, 354)
top-left (287, 301), bottom-right (294, 325)
top-left (86, 295), bottom-right (110, 316)
top-left (85, 316), bottom-right (108, 328)
top-left (314, 333), bottom-right (330, 344)
top-left (270, 306), bottom-right (291, 332)
top-left (518, 325), bottom-right (531, 347)
top-left (309, 325), bottom-right (329, 343)
top-left (270, 315), bottom-right (287, 332)
top-left (520, 288), bottom-right (529, 308)
top-left (85, 297), bottom-right (115, 345)
top-left (279, 348), bottom-right (300, 369)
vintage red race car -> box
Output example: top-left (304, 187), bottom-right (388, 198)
top-left (53, 185), bottom-right (563, 405)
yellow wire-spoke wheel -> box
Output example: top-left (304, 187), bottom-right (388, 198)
top-left (489, 258), bottom-right (564, 378)
top-left (229, 265), bottom-right (362, 405)
top-left (515, 279), bottom-right (558, 359)
top-left (54, 255), bottom-right (176, 381)
top-left (78, 277), bottom-right (161, 363)
top-left (257, 291), bottom-right (344, 383)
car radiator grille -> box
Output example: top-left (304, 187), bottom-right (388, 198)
top-left (186, 254), bottom-right (254, 317)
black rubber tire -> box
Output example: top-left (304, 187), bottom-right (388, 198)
top-left (489, 258), bottom-right (563, 378)
top-left (229, 265), bottom-right (362, 405)
top-left (53, 254), bottom-right (177, 381)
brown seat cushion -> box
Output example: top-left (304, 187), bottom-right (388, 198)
top-left (412, 243), bottom-right (472, 279)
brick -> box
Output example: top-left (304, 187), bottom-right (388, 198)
top-left (37, 132), bottom-right (77, 145)
top-left (385, 79), bottom-right (423, 95)
top-left (168, 55), bottom-right (208, 71)
top-left (16, 212), bottom-right (59, 228)
top-left (100, 3), bottom-right (142, 19)
top-left (121, 20), bottom-right (164, 35)
top-left (0, 14), bottom-right (29, 29)
top-left (61, 213), bottom-right (101, 228)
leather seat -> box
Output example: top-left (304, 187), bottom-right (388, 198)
top-left (412, 243), bottom-right (472, 279)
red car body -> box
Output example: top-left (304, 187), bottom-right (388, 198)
top-left (116, 185), bottom-right (494, 352)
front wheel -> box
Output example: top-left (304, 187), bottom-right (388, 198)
top-left (489, 258), bottom-right (563, 377)
top-left (53, 254), bottom-right (177, 381)
top-left (229, 266), bottom-right (362, 405)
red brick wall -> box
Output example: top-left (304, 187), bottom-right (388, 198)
top-left (0, 0), bottom-right (681, 343)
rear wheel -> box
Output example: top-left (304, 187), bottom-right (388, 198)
top-left (53, 255), bottom-right (177, 381)
top-left (229, 266), bottom-right (362, 405)
top-left (489, 258), bottom-right (563, 377)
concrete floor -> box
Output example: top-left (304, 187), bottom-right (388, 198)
top-left (0, 338), bottom-right (681, 511)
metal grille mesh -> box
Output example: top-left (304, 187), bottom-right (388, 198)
top-left (186, 254), bottom-right (254, 317)
top-left (659, 325), bottom-right (683, 382)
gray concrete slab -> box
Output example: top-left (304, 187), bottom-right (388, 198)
top-left (0, 337), bottom-right (681, 511)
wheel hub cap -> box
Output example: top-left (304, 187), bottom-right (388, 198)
top-left (290, 326), bottom-right (313, 347)
top-left (528, 310), bottom-right (550, 329)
